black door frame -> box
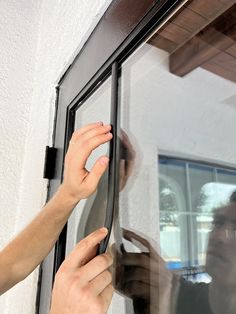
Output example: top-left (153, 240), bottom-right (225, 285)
top-left (37, 0), bottom-right (184, 312)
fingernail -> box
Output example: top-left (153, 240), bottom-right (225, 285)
top-left (99, 156), bottom-right (109, 165)
top-left (100, 227), bottom-right (108, 233)
top-left (96, 121), bottom-right (103, 125)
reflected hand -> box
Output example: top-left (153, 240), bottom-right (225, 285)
top-left (119, 130), bottom-right (136, 191)
top-left (60, 122), bottom-right (113, 203)
top-left (113, 229), bottom-right (173, 314)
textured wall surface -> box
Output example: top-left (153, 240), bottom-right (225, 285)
top-left (0, 1), bottom-right (42, 312)
top-left (0, 0), bottom-right (112, 313)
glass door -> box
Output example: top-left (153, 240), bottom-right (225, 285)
top-left (109, 1), bottom-right (236, 313)
top-left (38, 1), bottom-right (236, 314)
top-left (50, 1), bottom-right (236, 314)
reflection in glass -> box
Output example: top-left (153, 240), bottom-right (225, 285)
top-left (160, 211), bottom-right (189, 270)
top-left (159, 160), bottom-right (188, 212)
top-left (189, 164), bottom-right (214, 213)
top-left (110, 1), bottom-right (236, 313)
top-left (159, 158), bottom-right (236, 273)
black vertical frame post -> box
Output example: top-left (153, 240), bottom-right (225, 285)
top-left (98, 62), bottom-right (120, 254)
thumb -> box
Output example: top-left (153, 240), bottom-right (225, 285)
top-left (85, 156), bottom-right (109, 189)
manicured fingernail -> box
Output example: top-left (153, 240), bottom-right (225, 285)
top-left (99, 156), bottom-right (109, 165)
top-left (97, 121), bottom-right (103, 125)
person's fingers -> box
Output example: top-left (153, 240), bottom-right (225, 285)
top-left (120, 129), bottom-right (136, 158)
top-left (70, 124), bottom-right (111, 147)
top-left (81, 253), bottom-right (113, 282)
top-left (120, 129), bottom-right (131, 149)
top-left (84, 156), bottom-right (109, 191)
top-left (120, 252), bottom-right (165, 276)
top-left (125, 267), bottom-right (150, 284)
top-left (123, 267), bottom-right (159, 287)
top-left (120, 252), bottom-right (150, 269)
top-left (122, 229), bottom-right (160, 261)
top-left (68, 132), bottom-right (113, 170)
top-left (76, 121), bottom-right (104, 136)
top-left (63, 228), bottom-right (108, 269)
top-left (122, 229), bottom-right (151, 249)
top-left (68, 123), bottom-right (111, 153)
top-left (99, 284), bottom-right (114, 310)
top-left (80, 124), bottom-right (112, 142)
top-left (68, 123), bottom-right (103, 149)
top-left (122, 281), bottom-right (150, 299)
top-left (89, 270), bottom-right (112, 295)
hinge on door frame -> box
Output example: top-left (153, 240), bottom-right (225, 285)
top-left (43, 146), bottom-right (57, 179)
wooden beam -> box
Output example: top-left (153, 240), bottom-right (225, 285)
top-left (159, 21), bottom-right (191, 45)
top-left (149, 0), bottom-right (236, 55)
top-left (169, 28), bottom-right (235, 76)
top-left (171, 6), bottom-right (207, 33)
top-left (202, 52), bottom-right (236, 83)
top-left (226, 43), bottom-right (236, 58)
top-left (148, 34), bottom-right (177, 53)
top-left (186, 0), bottom-right (235, 19)
top-left (169, 4), bottom-right (236, 77)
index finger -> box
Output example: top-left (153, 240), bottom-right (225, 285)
top-left (63, 228), bottom-right (108, 269)
top-left (75, 122), bottom-right (104, 136)
top-left (67, 125), bottom-right (112, 168)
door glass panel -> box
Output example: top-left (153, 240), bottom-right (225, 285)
top-left (109, 1), bottom-right (236, 313)
top-left (65, 76), bottom-right (111, 255)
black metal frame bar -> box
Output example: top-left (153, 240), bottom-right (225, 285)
top-left (98, 62), bottom-right (119, 254)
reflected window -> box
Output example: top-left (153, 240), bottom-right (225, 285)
top-left (159, 156), bottom-right (236, 281)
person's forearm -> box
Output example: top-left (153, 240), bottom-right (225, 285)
top-left (0, 122), bottom-right (112, 295)
top-left (0, 185), bottom-right (78, 294)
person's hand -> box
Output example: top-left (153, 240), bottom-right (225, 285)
top-left (119, 130), bottom-right (136, 191)
top-left (113, 229), bottom-right (173, 314)
top-left (60, 122), bottom-right (113, 203)
top-left (50, 228), bottom-right (114, 314)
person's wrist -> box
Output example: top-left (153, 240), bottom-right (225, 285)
top-left (56, 184), bottom-right (81, 207)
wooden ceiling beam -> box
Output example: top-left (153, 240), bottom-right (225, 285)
top-left (202, 52), bottom-right (236, 83)
top-left (169, 4), bottom-right (236, 77)
top-left (186, 0), bottom-right (235, 20)
top-left (169, 28), bottom-right (235, 76)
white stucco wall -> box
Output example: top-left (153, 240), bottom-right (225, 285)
top-left (0, 0), bottom-right (112, 313)
top-left (2, 1), bottom-right (235, 313)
